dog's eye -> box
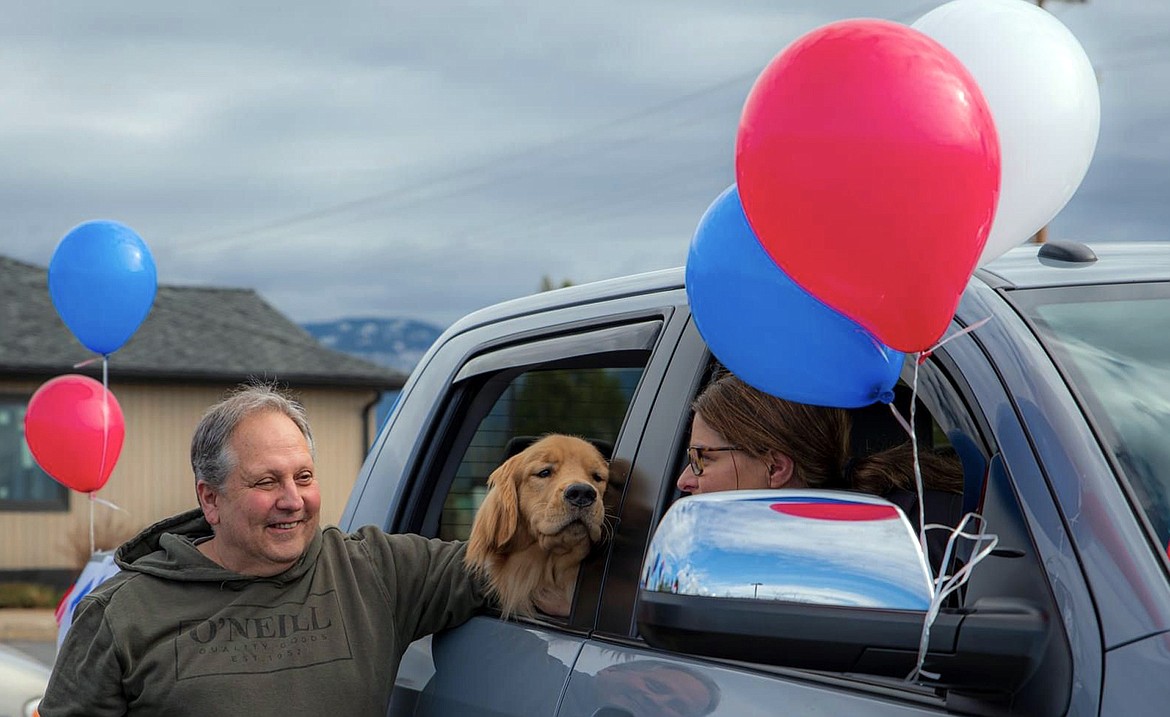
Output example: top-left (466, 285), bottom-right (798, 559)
top-left (536, 468), bottom-right (553, 478)
top-left (592, 472), bottom-right (605, 483)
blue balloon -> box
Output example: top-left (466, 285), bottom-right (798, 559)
top-left (686, 186), bottom-right (904, 408)
top-left (49, 221), bottom-right (158, 355)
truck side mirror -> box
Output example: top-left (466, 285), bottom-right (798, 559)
top-left (636, 490), bottom-right (1050, 694)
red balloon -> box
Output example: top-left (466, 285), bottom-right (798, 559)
top-left (735, 19), bottom-right (1000, 352)
top-left (24, 375), bottom-right (125, 493)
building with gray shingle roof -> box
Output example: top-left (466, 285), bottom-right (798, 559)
top-left (0, 254), bottom-right (404, 386)
top-left (0, 254), bottom-right (404, 584)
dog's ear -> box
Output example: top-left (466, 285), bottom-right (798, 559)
top-left (467, 453), bottom-right (522, 562)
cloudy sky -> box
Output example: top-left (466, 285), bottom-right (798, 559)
top-left (2, 0), bottom-right (1166, 328)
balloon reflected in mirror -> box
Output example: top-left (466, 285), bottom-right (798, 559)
top-left (641, 490), bottom-right (932, 610)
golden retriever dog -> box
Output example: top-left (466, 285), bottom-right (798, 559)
top-left (465, 434), bottom-right (610, 619)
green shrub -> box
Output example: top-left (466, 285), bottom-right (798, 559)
top-left (0, 582), bottom-right (64, 609)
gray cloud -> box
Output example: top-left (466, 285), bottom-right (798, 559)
top-left (1, 0), bottom-right (1166, 328)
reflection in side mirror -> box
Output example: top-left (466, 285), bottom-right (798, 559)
top-left (640, 490), bottom-right (932, 610)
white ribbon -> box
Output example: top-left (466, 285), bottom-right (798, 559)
top-left (908, 514), bottom-right (999, 682)
top-left (888, 315), bottom-right (998, 682)
top-left (87, 485), bottom-right (128, 555)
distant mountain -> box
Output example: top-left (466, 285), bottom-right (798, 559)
top-left (302, 317), bottom-right (444, 375)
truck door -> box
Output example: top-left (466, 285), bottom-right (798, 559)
top-left (361, 309), bottom-right (683, 715)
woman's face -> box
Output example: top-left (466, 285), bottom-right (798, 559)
top-left (676, 413), bottom-right (770, 494)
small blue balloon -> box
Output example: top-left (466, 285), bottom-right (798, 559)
top-left (686, 186), bottom-right (903, 408)
top-left (49, 220), bottom-right (158, 355)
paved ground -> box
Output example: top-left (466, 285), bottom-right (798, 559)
top-left (0, 609), bottom-right (57, 667)
top-left (6, 638), bottom-right (55, 666)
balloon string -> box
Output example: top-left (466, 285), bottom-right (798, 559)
top-left (899, 316), bottom-right (998, 683)
top-left (910, 358), bottom-right (928, 573)
top-left (88, 493), bottom-right (95, 556)
top-left (90, 496), bottom-right (127, 513)
top-left (87, 492), bottom-right (128, 556)
top-left (99, 355), bottom-right (110, 485)
top-left (885, 361), bottom-right (929, 573)
top-left (915, 316), bottom-right (991, 365)
top-left (899, 317), bottom-right (993, 568)
top-left (907, 513), bottom-right (999, 682)
top-left (96, 355), bottom-right (111, 556)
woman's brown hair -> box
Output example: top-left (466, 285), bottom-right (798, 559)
top-left (691, 372), bottom-right (963, 495)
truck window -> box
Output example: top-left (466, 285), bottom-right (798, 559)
top-left (439, 365), bottom-right (644, 540)
top-left (671, 362), bottom-right (975, 508)
top-left (398, 320), bottom-right (662, 551)
top-left (1011, 282), bottom-right (1170, 559)
top-left (665, 358), bottom-right (985, 581)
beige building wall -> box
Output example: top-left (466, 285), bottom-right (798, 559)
top-left (2, 379), bottom-right (381, 572)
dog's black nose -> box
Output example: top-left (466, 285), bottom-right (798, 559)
top-left (564, 483), bottom-right (597, 508)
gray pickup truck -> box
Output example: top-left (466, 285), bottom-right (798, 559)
top-left (341, 240), bottom-right (1170, 716)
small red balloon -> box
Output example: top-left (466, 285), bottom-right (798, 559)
top-left (736, 19), bottom-right (1000, 352)
top-left (24, 375), bottom-right (125, 493)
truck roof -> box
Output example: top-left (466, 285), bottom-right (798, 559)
top-left (977, 240), bottom-right (1170, 289)
top-left (449, 240), bottom-right (1169, 335)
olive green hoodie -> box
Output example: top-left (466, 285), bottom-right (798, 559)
top-left (40, 509), bottom-right (486, 716)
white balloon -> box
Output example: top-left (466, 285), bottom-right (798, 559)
top-left (913, 0), bottom-right (1100, 266)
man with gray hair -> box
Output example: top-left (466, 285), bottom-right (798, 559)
top-left (42, 382), bottom-right (488, 716)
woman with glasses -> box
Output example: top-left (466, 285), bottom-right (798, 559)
top-left (676, 371), bottom-right (964, 573)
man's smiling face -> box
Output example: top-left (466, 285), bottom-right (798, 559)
top-left (197, 410), bottom-right (320, 576)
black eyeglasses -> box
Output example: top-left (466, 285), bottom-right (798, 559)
top-left (686, 445), bottom-right (740, 476)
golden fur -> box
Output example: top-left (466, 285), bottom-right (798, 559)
top-left (465, 434), bottom-right (610, 618)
